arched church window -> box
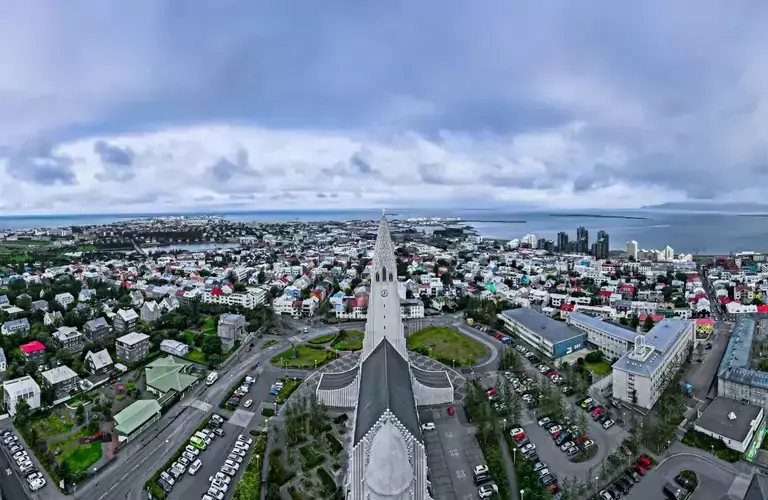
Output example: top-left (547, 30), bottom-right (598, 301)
top-left (389, 272), bottom-right (393, 282)
top-left (375, 272), bottom-right (380, 282)
top-left (382, 266), bottom-right (387, 280)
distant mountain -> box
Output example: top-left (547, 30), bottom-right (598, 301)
top-left (643, 201), bottom-right (768, 213)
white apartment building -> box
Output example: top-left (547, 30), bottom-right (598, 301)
top-left (55, 292), bottom-right (75, 308)
top-left (612, 318), bottom-right (694, 410)
top-left (568, 312), bottom-right (636, 361)
top-left (401, 299), bottom-right (425, 319)
top-left (3, 375), bottom-right (41, 416)
top-left (626, 240), bottom-right (638, 260)
top-left (273, 294), bottom-right (299, 316)
top-left (718, 318), bottom-right (768, 408)
top-left (202, 290), bottom-right (267, 309)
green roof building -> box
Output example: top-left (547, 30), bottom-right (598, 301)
top-left (145, 356), bottom-right (199, 397)
top-left (114, 399), bottom-right (161, 443)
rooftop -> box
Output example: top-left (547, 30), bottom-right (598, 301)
top-left (117, 332), bottom-right (150, 346)
top-left (41, 365), bottom-right (79, 385)
top-left (114, 399), bottom-right (162, 436)
top-left (644, 318), bottom-right (692, 353)
top-left (501, 308), bottom-right (585, 344)
top-left (145, 356), bottom-right (198, 393)
top-left (695, 396), bottom-right (763, 443)
top-left (569, 311), bottom-right (637, 342)
top-left (20, 341), bottom-right (46, 354)
top-left (717, 317), bottom-right (768, 390)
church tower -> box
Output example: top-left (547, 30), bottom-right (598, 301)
top-left (362, 211), bottom-right (408, 362)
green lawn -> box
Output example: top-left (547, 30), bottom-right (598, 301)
top-left (63, 441), bottom-right (103, 473)
top-left (6, 240), bottom-right (50, 246)
top-left (332, 329), bottom-right (364, 351)
top-left (184, 349), bottom-right (208, 364)
top-left (583, 360), bottom-right (613, 376)
top-left (76, 244), bottom-right (98, 251)
top-left (261, 340), bottom-right (277, 349)
top-left (407, 326), bottom-right (487, 366)
top-left (202, 316), bottom-right (217, 333)
top-left (31, 412), bottom-right (74, 439)
top-left (271, 345), bottom-right (337, 369)
top-left (184, 330), bottom-right (197, 345)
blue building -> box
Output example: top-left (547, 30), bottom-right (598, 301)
top-left (499, 308), bottom-right (587, 359)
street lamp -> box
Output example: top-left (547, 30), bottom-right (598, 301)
top-left (512, 447), bottom-right (517, 463)
top-left (520, 490), bottom-right (524, 500)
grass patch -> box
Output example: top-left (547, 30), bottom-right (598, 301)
top-left (316, 467), bottom-right (340, 497)
top-left (308, 333), bottom-right (337, 345)
top-left (680, 470), bottom-right (698, 492)
top-left (76, 245), bottom-right (98, 252)
top-left (30, 412), bottom-right (74, 438)
top-left (571, 444), bottom-right (599, 463)
top-left (477, 435), bottom-right (510, 500)
top-left (683, 429), bottom-right (743, 462)
top-left (184, 330), bottom-right (196, 345)
top-left (202, 316), bottom-right (217, 333)
top-left (583, 360), bottom-right (613, 376)
top-left (231, 433), bottom-right (267, 500)
top-left (62, 441), bottom-right (102, 473)
top-left (183, 349), bottom-right (208, 364)
top-left (299, 444), bottom-right (325, 471)
top-left (262, 340), bottom-right (277, 349)
top-left (407, 326), bottom-right (487, 366)
top-left (271, 345), bottom-right (338, 369)
top-left (276, 377), bottom-right (303, 404)
top-left (7, 240), bottom-right (50, 246)
top-left (331, 329), bottom-right (364, 351)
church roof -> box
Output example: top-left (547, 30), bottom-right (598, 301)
top-left (318, 367), bottom-right (358, 390)
top-left (412, 366), bottom-right (452, 388)
top-left (354, 338), bottom-right (421, 446)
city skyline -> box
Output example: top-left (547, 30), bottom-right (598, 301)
top-left (1, 3), bottom-right (768, 214)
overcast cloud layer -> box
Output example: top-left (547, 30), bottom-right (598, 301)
top-left (1, 1), bottom-right (768, 214)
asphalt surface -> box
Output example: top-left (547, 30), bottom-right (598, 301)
top-left (684, 323), bottom-right (730, 400)
top-left (623, 454), bottom-right (736, 500)
top-left (74, 336), bottom-right (290, 500)
top-left (0, 441), bottom-right (31, 500)
top-left (167, 423), bottom-right (252, 500)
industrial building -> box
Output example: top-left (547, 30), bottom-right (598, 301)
top-left (499, 308), bottom-right (587, 359)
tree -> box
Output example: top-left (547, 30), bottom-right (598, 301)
top-left (642, 315), bottom-right (655, 332)
top-left (13, 399), bottom-right (32, 430)
top-left (577, 410), bottom-right (588, 438)
top-left (41, 385), bottom-right (57, 407)
top-left (201, 336), bottom-right (223, 358)
top-left (629, 314), bottom-right (640, 329)
top-left (76, 404), bottom-right (85, 425)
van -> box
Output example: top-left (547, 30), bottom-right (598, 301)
top-left (194, 431), bottom-right (208, 441)
top-left (188, 459), bottom-right (202, 475)
top-left (190, 437), bottom-right (207, 450)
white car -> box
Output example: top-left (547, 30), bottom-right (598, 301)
top-left (509, 428), bottom-right (524, 437)
top-left (537, 417), bottom-right (551, 427)
top-left (188, 459), bottom-right (202, 475)
top-left (211, 472), bottom-right (231, 484)
top-left (202, 496), bottom-right (215, 500)
top-left (13, 451), bottom-right (28, 460)
top-left (519, 444), bottom-right (536, 453)
top-left (231, 448), bottom-right (246, 457)
top-left (159, 472), bottom-right (175, 486)
top-left (583, 440), bottom-right (595, 450)
top-left (177, 456), bottom-right (190, 467)
top-left (182, 451), bottom-right (197, 462)
top-left (211, 479), bottom-right (228, 492)
top-left (560, 442), bottom-right (575, 452)
top-left (171, 462), bottom-right (186, 474)
top-left (29, 478), bottom-right (46, 491)
top-left (207, 489), bottom-right (224, 500)
top-left (538, 468), bottom-right (550, 477)
top-left (473, 465), bottom-right (489, 476)
top-left (227, 454), bottom-right (244, 463)
top-left (244, 399), bottom-right (253, 408)
top-left (478, 484), bottom-right (499, 498)
top-left (548, 425), bottom-right (562, 435)
top-left (603, 419), bottom-right (615, 429)
top-left (234, 440), bottom-right (249, 450)
top-left (220, 465), bottom-right (237, 477)
top-left (421, 423), bottom-right (436, 431)
top-left (224, 459), bottom-right (240, 470)
top-left (237, 435), bottom-right (253, 445)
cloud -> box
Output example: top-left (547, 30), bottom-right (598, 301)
top-left (1, 2), bottom-right (768, 211)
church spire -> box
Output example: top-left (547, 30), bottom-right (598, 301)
top-left (361, 212), bottom-right (407, 361)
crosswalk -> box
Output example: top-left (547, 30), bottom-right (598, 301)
top-left (289, 335), bottom-right (302, 343)
top-left (185, 399), bottom-right (212, 412)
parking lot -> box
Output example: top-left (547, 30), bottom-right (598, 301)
top-left (166, 422), bottom-right (254, 500)
top-left (0, 428), bottom-right (45, 497)
top-left (420, 408), bottom-right (485, 500)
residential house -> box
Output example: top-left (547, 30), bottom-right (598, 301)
top-left (0, 295), bottom-right (9, 309)
top-left (114, 308), bottom-right (139, 335)
top-left (217, 314), bottom-right (247, 351)
top-left (0, 348), bottom-right (5, 373)
top-left (116, 332), bottom-right (150, 364)
top-left (20, 341), bottom-right (46, 365)
top-left (55, 292), bottom-right (75, 308)
top-left (85, 349), bottom-right (114, 375)
top-left (41, 366), bottom-right (79, 393)
top-left (84, 317), bottom-right (110, 342)
top-left (140, 301), bottom-right (161, 324)
top-left (160, 339), bottom-right (190, 357)
top-left (31, 300), bottom-right (49, 312)
top-left (1, 318), bottom-right (30, 336)
top-left (53, 326), bottom-right (85, 354)
top-left (144, 356), bottom-right (199, 397)
top-left (78, 289), bottom-right (96, 302)
top-left (44, 310), bottom-right (63, 327)
top-left (160, 296), bottom-right (180, 312)
top-left (130, 290), bottom-right (144, 307)
top-left (3, 376), bottom-right (41, 416)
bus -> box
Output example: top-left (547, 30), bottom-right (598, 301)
top-left (189, 437), bottom-right (207, 450)
top-left (206, 372), bottom-right (218, 385)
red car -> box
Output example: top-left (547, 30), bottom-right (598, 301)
top-left (547, 484), bottom-right (559, 494)
top-left (637, 455), bottom-right (652, 468)
top-left (591, 408), bottom-right (603, 417)
top-left (486, 388), bottom-right (497, 397)
top-left (448, 407), bottom-right (455, 416)
top-left (633, 464), bottom-right (647, 476)
top-left (493, 333), bottom-right (503, 340)
top-left (547, 371), bottom-right (557, 377)
top-left (551, 431), bottom-right (561, 440)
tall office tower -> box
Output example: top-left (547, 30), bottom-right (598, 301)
top-left (626, 240), bottom-right (638, 260)
top-left (596, 230), bottom-right (610, 259)
top-left (662, 245), bottom-right (675, 261)
top-left (556, 232), bottom-right (569, 252)
top-left (576, 226), bottom-right (589, 254)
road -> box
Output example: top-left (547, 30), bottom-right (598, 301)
top-left (73, 334), bottom-right (295, 500)
top-left (0, 443), bottom-right (31, 500)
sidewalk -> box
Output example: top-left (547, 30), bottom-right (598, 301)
top-left (496, 430), bottom-right (520, 500)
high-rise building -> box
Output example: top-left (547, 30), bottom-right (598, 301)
top-left (576, 226), bottom-right (589, 254)
top-left (626, 240), bottom-right (638, 260)
top-left (662, 245), bottom-right (675, 261)
top-left (595, 230), bottom-right (610, 259)
top-left (315, 212), bottom-right (454, 500)
top-left (557, 232), bottom-right (569, 252)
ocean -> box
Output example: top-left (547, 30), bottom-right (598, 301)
top-left (1, 208), bottom-right (767, 255)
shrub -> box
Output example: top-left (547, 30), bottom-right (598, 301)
top-left (316, 466), bottom-right (338, 495)
top-left (476, 437), bottom-right (510, 500)
top-left (585, 351), bottom-right (603, 363)
top-left (261, 407), bottom-right (275, 417)
top-left (268, 448), bottom-right (295, 486)
top-left (325, 432), bottom-right (343, 456)
top-left (682, 430), bottom-right (743, 462)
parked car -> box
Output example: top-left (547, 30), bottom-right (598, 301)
top-left (421, 423), bottom-right (436, 431)
top-left (224, 459), bottom-right (240, 470)
top-left (478, 484), bottom-right (499, 498)
top-left (184, 445), bottom-right (200, 456)
top-left (674, 474), bottom-right (692, 489)
top-left (474, 473), bottom-right (493, 486)
top-left (633, 465), bottom-right (647, 476)
top-left (206, 489), bottom-right (224, 500)
top-left (213, 428), bottom-right (224, 437)
top-left (637, 455), bottom-right (652, 468)
top-left (533, 462), bottom-right (548, 472)
top-left (599, 490), bottom-right (614, 500)
top-left (188, 459), bottom-right (203, 475)
top-left (227, 454), bottom-right (243, 463)
top-left (603, 419), bottom-right (615, 429)
top-left (560, 442), bottom-right (575, 452)
top-left (244, 400), bottom-right (253, 408)
top-left (220, 465), bottom-right (237, 477)
top-left (473, 465), bottom-right (490, 476)
top-left (520, 444), bottom-right (536, 454)
top-left (448, 407), bottom-right (455, 416)
top-left (583, 440), bottom-right (595, 449)
top-left (509, 428), bottom-right (525, 438)
top-left (231, 448), bottom-right (246, 457)
top-left (548, 425), bottom-right (563, 435)
top-left (538, 417), bottom-right (551, 427)
top-left (566, 446), bottom-right (580, 457)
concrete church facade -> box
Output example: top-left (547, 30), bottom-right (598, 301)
top-left (315, 213), bottom-right (451, 499)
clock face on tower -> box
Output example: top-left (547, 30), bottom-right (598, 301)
top-left (381, 290), bottom-right (388, 297)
